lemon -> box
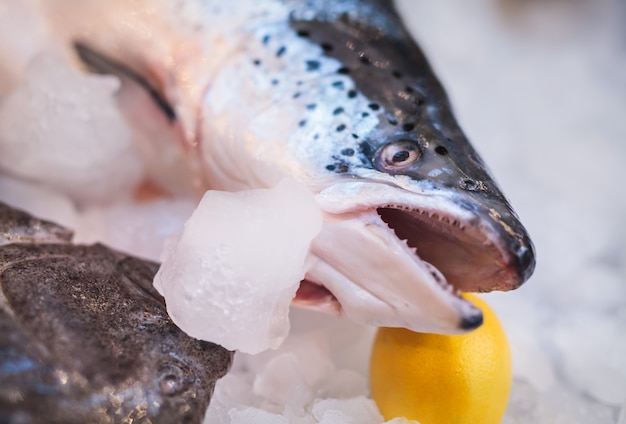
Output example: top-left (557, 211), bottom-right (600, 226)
top-left (369, 294), bottom-right (511, 424)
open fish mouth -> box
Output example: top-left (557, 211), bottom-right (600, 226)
top-left (294, 181), bottom-right (534, 334)
top-left (376, 205), bottom-right (517, 294)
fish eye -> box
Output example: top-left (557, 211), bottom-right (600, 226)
top-left (157, 362), bottom-right (193, 396)
top-left (376, 139), bottom-right (421, 171)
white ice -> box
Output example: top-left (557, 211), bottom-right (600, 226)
top-left (0, 50), bottom-right (143, 206)
top-left (204, 310), bottom-right (410, 424)
top-left (154, 179), bottom-right (322, 354)
top-left (228, 408), bottom-right (289, 424)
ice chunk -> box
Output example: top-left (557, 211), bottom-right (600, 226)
top-left (203, 310), bottom-right (378, 422)
top-left (204, 371), bottom-right (256, 424)
top-left (154, 178), bottom-right (322, 354)
top-left (289, 308), bottom-right (376, 377)
top-left (312, 397), bottom-right (383, 424)
top-left (248, 331), bottom-right (335, 400)
top-left (249, 332), bottom-right (335, 412)
top-left (0, 50), bottom-right (143, 206)
top-left (318, 369), bottom-right (367, 399)
top-left (228, 407), bottom-right (289, 424)
top-left (252, 352), bottom-right (314, 410)
top-left (317, 409), bottom-right (351, 424)
top-left (247, 331), bottom-right (333, 387)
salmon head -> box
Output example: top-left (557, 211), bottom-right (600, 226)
top-left (60, 0), bottom-right (535, 334)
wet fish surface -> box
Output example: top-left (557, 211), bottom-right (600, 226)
top-left (46, 0), bottom-right (535, 333)
top-left (0, 203), bottom-right (233, 424)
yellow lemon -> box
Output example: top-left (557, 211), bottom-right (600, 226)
top-left (369, 294), bottom-right (511, 424)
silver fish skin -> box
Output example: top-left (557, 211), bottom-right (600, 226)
top-left (47, 0), bottom-right (535, 333)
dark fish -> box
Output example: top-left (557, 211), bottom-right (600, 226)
top-left (44, 0), bottom-right (535, 333)
top-left (0, 202), bottom-right (233, 423)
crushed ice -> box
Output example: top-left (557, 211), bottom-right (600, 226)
top-left (203, 310), bottom-right (411, 424)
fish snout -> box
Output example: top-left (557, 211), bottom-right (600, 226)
top-left (478, 196), bottom-right (536, 292)
top-left (508, 233), bottom-right (536, 289)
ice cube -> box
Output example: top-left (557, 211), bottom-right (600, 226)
top-left (154, 178), bottom-right (322, 354)
top-left (316, 409), bottom-right (351, 424)
top-left (252, 352), bottom-right (314, 409)
top-left (289, 308), bottom-right (376, 377)
top-left (311, 397), bottom-right (383, 424)
top-left (247, 330), bottom-right (333, 391)
top-left (318, 369), bottom-right (367, 399)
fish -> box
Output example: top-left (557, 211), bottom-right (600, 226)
top-left (44, 0), bottom-right (535, 334)
top-left (0, 202), bottom-right (233, 423)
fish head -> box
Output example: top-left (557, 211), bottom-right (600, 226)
top-left (301, 124), bottom-right (536, 334)
top-left (61, 1), bottom-right (535, 335)
top-left (289, 10), bottom-right (536, 333)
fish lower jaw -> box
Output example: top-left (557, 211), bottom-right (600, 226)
top-left (297, 210), bottom-right (483, 334)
